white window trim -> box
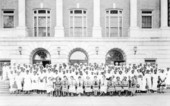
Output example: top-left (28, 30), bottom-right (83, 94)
top-left (33, 9), bottom-right (51, 37)
top-left (141, 10), bottom-right (153, 29)
top-left (2, 9), bottom-right (15, 28)
top-left (105, 9), bottom-right (123, 37)
top-left (69, 9), bottom-right (87, 37)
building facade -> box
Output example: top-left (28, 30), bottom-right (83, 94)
top-left (0, 0), bottom-right (170, 69)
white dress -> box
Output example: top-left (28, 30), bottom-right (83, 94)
top-left (77, 80), bottom-right (84, 94)
top-left (23, 74), bottom-right (32, 91)
top-left (141, 76), bottom-right (147, 91)
top-left (100, 79), bottom-right (108, 93)
top-left (69, 80), bottom-right (77, 93)
top-left (46, 79), bottom-right (54, 93)
top-left (16, 74), bottom-right (23, 90)
top-left (152, 74), bottom-right (158, 91)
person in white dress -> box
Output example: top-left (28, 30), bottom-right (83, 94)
top-left (23, 70), bottom-right (32, 94)
top-left (77, 76), bottom-right (84, 96)
top-left (100, 75), bottom-right (108, 96)
top-left (15, 72), bottom-right (23, 93)
top-left (93, 76), bottom-right (99, 96)
top-left (68, 76), bottom-right (77, 96)
top-left (84, 76), bottom-right (92, 96)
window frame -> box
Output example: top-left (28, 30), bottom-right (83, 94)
top-left (168, 0), bottom-right (170, 26)
top-left (69, 8), bottom-right (87, 37)
top-left (144, 58), bottom-right (157, 65)
top-left (2, 9), bottom-right (15, 28)
top-left (105, 8), bottom-right (123, 38)
top-left (141, 10), bottom-right (153, 29)
top-left (33, 8), bottom-right (51, 37)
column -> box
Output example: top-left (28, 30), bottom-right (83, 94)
top-left (55, 0), bottom-right (64, 37)
top-left (161, 0), bottom-right (168, 28)
top-left (130, 0), bottom-right (138, 28)
top-left (17, 0), bottom-right (27, 37)
top-left (92, 0), bottom-right (102, 38)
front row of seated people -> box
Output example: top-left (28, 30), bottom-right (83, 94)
top-left (5, 63), bottom-right (170, 97)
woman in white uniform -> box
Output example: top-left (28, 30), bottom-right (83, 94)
top-left (16, 72), bottom-right (23, 93)
top-left (23, 70), bottom-right (32, 94)
top-left (100, 75), bottom-right (108, 96)
top-left (69, 76), bottom-right (77, 96)
top-left (77, 76), bottom-right (84, 96)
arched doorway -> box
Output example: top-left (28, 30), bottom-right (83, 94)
top-left (32, 48), bottom-right (51, 67)
top-left (106, 48), bottom-right (126, 65)
top-left (69, 48), bottom-right (88, 65)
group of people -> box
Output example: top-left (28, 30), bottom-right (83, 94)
top-left (2, 62), bottom-right (170, 97)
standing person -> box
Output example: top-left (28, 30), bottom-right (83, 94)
top-left (122, 76), bottom-right (129, 96)
top-left (129, 76), bottom-right (137, 96)
top-left (151, 69), bottom-right (158, 92)
top-left (84, 76), bottom-right (92, 96)
top-left (93, 76), bottom-right (99, 96)
top-left (115, 76), bottom-right (122, 96)
top-left (62, 76), bottom-right (69, 96)
top-left (46, 77), bottom-right (54, 96)
top-left (100, 75), bottom-right (108, 96)
top-left (23, 70), bottom-right (32, 94)
top-left (54, 77), bottom-right (62, 97)
top-left (15, 72), bottom-right (23, 94)
top-left (165, 68), bottom-right (170, 89)
top-left (107, 76), bottom-right (115, 96)
top-left (145, 70), bottom-right (151, 93)
top-left (77, 76), bottom-right (84, 96)
top-left (68, 76), bottom-right (77, 96)
top-left (9, 71), bottom-right (17, 94)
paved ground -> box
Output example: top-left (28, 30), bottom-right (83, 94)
top-left (0, 94), bottom-right (170, 106)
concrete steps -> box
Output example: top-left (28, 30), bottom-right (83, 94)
top-left (0, 80), bottom-right (10, 94)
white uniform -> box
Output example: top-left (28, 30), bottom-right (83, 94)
top-left (23, 74), bottom-right (32, 91)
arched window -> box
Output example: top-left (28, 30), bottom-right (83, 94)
top-left (105, 9), bottom-right (123, 37)
top-left (106, 49), bottom-right (126, 65)
top-left (69, 48), bottom-right (88, 65)
top-left (32, 49), bottom-right (51, 66)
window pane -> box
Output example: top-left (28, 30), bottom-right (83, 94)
top-left (34, 27), bottom-right (37, 37)
top-left (38, 10), bottom-right (46, 14)
top-left (3, 11), bottom-right (14, 14)
top-left (47, 17), bottom-right (50, 27)
top-left (75, 28), bottom-right (82, 37)
top-left (3, 16), bottom-right (14, 28)
top-left (38, 17), bottom-right (46, 27)
top-left (38, 27), bottom-right (46, 37)
top-left (110, 16), bottom-right (118, 27)
top-left (34, 17), bottom-right (37, 27)
top-left (168, 0), bottom-right (170, 26)
top-left (74, 10), bottom-right (82, 14)
top-left (110, 27), bottom-right (118, 37)
top-left (142, 16), bottom-right (152, 28)
top-left (75, 16), bottom-right (82, 27)
top-left (47, 27), bottom-right (50, 37)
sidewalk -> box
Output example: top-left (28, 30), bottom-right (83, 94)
top-left (0, 93), bottom-right (170, 106)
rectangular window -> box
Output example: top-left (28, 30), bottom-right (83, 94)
top-left (3, 10), bottom-right (14, 28)
top-left (69, 9), bottom-right (87, 37)
top-left (145, 59), bottom-right (156, 65)
top-left (34, 9), bottom-right (50, 37)
top-left (168, 0), bottom-right (170, 26)
top-left (0, 60), bottom-right (10, 77)
top-left (105, 9), bottom-right (123, 37)
top-left (141, 11), bottom-right (152, 28)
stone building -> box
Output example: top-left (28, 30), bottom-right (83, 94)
top-left (0, 0), bottom-right (170, 70)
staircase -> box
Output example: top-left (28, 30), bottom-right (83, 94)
top-left (0, 80), bottom-right (10, 94)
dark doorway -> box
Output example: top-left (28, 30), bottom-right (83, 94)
top-left (106, 48), bottom-right (126, 65)
top-left (32, 49), bottom-right (51, 67)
